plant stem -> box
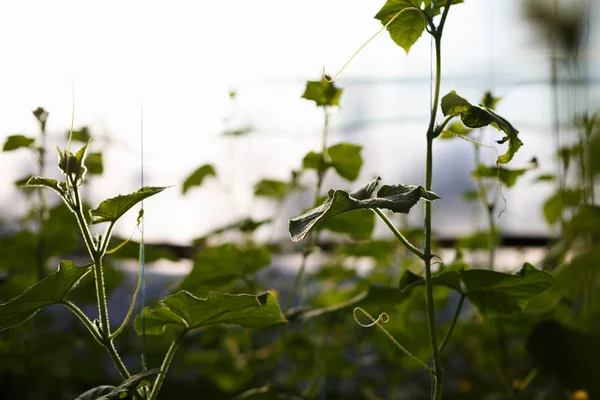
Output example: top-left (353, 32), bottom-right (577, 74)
top-left (372, 208), bottom-right (425, 260)
top-left (149, 330), bottom-right (186, 400)
top-left (35, 127), bottom-right (47, 280)
top-left (438, 294), bottom-right (464, 354)
top-left (63, 300), bottom-right (102, 344)
top-left (424, 2), bottom-right (453, 398)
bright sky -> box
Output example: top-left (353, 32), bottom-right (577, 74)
top-left (0, 1), bottom-right (597, 244)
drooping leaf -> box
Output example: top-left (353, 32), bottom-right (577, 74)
top-left (441, 91), bottom-right (522, 163)
top-left (289, 177), bottom-right (439, 242)
top-left (3, 135), bottom-right (35, 152)
top-left (24, 176), bottom-right (64, 196)
top-left (439, 121), bottom-right (473, 139)
top-left (182, 164), bottom-right (216, 194)
top-left (254, 179), bottom-right (290, 200)
top-left (375, 1), bottom-right (428, 53)
top-left (0, 261), bottom-right (91, 331)
top-left (75, 368), bottom-right (160, 400)
top-left (90, 186), bottom-right (168, 224)
top-left (319, 209), bottom-right (375, 240)
top-left (178, 243), bottom-right (270, 294)
top-left (301, 78), bottom-right (343, 107)
top-left (134, 291), bottom-right (286, 335)
top-left (302, 143), bottom-right (363, 182)
top-left (471, 164), bottom-right (534, 188)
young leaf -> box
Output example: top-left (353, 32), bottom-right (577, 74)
top-left (3, 135), bottom-right (35, 152)
top-left (182, 164), bottom-right (216, 195)
top-left (75, 368), bottom-right (160, 400)
top-left (90, 186), bottom-right (168, 224)
top-left (178, 243), bottom-right (270, 294)
top-left (302, 78), bottom-right (343, 107)
top-left (57, 143), bottom-right (89, 184)
top-left (375, 1), bottom-right (427, 54)
top-left (0, 261), bottom-right (91, 332)
top-left (289, 177), bottom-right (439, 242)
top-left (441, 90), bottom-right (522, 163)
top-left (254, 179), bottom-right (290, 200)
top-left (134, 291), bottom-right (286, 335)
top-left (24, 176), bottom-right (64, 196)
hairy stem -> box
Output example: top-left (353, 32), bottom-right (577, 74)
top-left (149, 330), bottom-right (186, 400)
top-left (373, 208), bottom-right (425, 260)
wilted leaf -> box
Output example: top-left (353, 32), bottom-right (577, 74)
top-left (90, 186), bottom-right (168, 224)
top-left (134, 291), bottom-right (286, 335)
top-left (0, 261), bottom-right (91, 331)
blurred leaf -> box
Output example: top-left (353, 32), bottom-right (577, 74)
top-left (3, 135), bottom-right (35, 152)
top-left (68, 127), bottom-right (91, 142)
top-left (480, 91), bottom-right (501, 110)
top-left (86, 152), bottom-right (103, 175)
top-left (222, 127), bottom-right (252, 137)
top-left (109, 239), bottom-right (180, 262)
top-left (462, 190), bottom-right (479, 202)
top-left (178, 243), bottom-right (270, 294)
top-left (90, 186), bottom-right (167, 224)
top-left (134, 291), bottom-right (286, 335)
top-left (75, 368), bottom-right (160, 400)
top-left (319, 209), bottom-right (375, 240)
top-left (535, 173), bottom-right (556, 182)
top-left (439, 121), bottom-right (473, 139)
top-left (543, 189), bottom-right (582, 226)
top-left (303, 143), bottom-right (363, 182)
top-left (182, 164), bottom-right (216, 195)
top-left (254, 179), bottom-right (290, 200)
top-left (457, 230), bottom-right (500, 250)
top-left (289, 177), bottom-right (439, 242)
top-left (336, 240), bottom-right (396, 265)
top-left (441, 90), bottom-right (522, 163)
top-left (302, 78), bottom-right (343, 107)
top-left (471, 163), bottom-right (535, 188)
top-left (0, 261), bottom-right (90, 332)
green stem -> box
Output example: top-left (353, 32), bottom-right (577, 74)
top-left (63, 300), bottom-right (102, 344)
top-left (149, 330), bottom-right (186, 400)
top-left (424, 3), bottom-right (453, 398)
top-left (438, 294), bottom-right (464, 354)
top-left (433, 115), bottom-right (455, 138)
top-left (110, 243), bottom-right (143, 340)
top-left (372, 208), bottom-right (425, 260)
top-left (105, 339), bottom-right (131, 380)
top-left (285, 245), bottom-right (310, 310)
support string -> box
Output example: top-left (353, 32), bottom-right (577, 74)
top-left (140, 88), bottom-right (147, 371)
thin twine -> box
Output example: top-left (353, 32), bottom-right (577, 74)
top-left (140, 90), bottom-right (147, 371)
top-left (428, 2), bottom-right (435, 397)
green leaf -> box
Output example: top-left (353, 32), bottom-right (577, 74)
top-left (109, 239), bottom-right (180, 263)
top-left (328, 143), bottom-right (363, 181)
top-left (134, 291), bottom-right (286, 335)
top-left (178, 244), bottom-right (270, 294)
top-left (457, 230), bottom-right (500, 250)
top-left (543, 189), bottom-right (582, 226)
top-left (68, 127), bottom-right (92, 142)
top-left (534, 173), bottom-right (556, 182)
top-left (480, 91), bottom-right (501, 110)
top-left (471, 164), bottom-right (531, 188)
top-left (3, 135), bottom-right (35, 151)
top-left (301, 78), bottom-right (343, 107)
top-left (462, 190), bottom-right (479, 202)
top-left (319, 209), bottom-right (375, 240)
top-left (57, 143), bottom-right (89, 184)
top-left (302, 143), bottom-right (363, 182)
top-left (86, 152), bottom-right (103, 175)
top-left (90, 186), bottom-right (168, 224)
top-left (75, 368), bottom-right (160, 400)
top-left (289, 177), bottom-right (439, 242)
top-left (375, 1), bottom-right (427, 53)
top-left (441, 90), bottom-right (522, 163)
top-left (439, 121), bottom-right (473, 139)
top-left (182, 164), bottom-right (216, 195)
top-left (24, 176), bottom-right (64, 196)
top-left (254, 179), bottom-right (290, 200)
top-left (0, 261), bottom-right (91, 332)
top-left (461, 263), bottom-right (555, 316)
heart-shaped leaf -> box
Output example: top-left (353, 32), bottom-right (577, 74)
top-left (182, 164), bottom-right (216, 195)
top-left (134, 291), bottom-right (286, 335)
top-left (441, 90), bottom-right (522, 163)
top-left (289, 177), bottom-right (439, 242)
top-left (0, 260), bottom-right (91, 331)
top-left (3, 135), bottom-right (35, 152)
top-left (90, 186), bottom-right (168, 224)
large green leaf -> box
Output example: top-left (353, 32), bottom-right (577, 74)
top-left (0, 261), bottom-right (90, 331)
top-left (90, 186), bottom-right (168, 224)
top-left (319, 209), bottom-right (375, 240)
top-left (3, 135), bottom-right (35, 151)
top-left (303, 143), bottom-right (363, 182)
top-left (301, 78), bottom-right (343, 107)
top-left (74, 368), bottom-right (160, 400)
top-left (182, 164), bottom-right (216, 195)
top-left (289, 177), bottom-right (439, 242)
top-left (375, 1), bottom-right (427, 53)
top-left (134, 291), bottom-right (286, 335)
top-left (441, 91), bottom-right (522, 163)
top-left (178, 243), bottom-right (270, 294)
